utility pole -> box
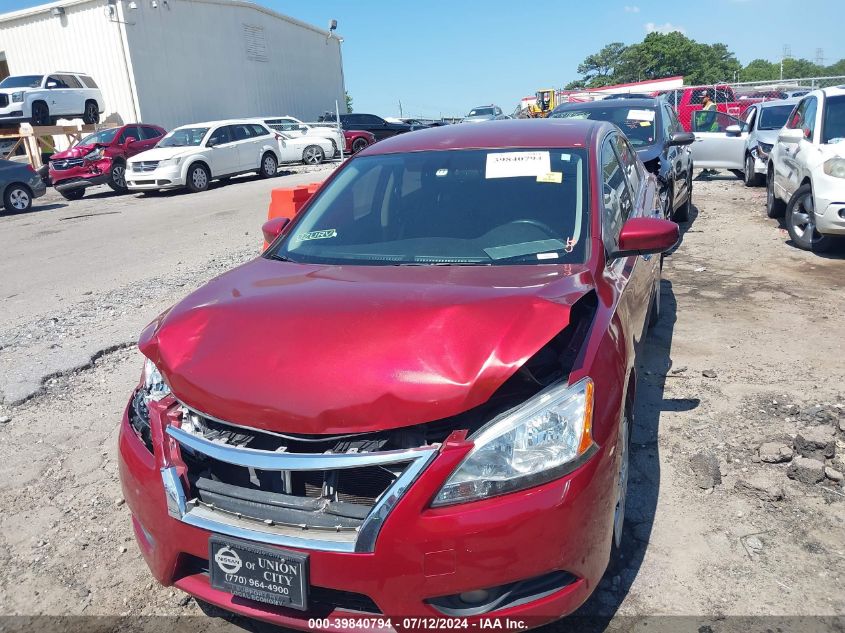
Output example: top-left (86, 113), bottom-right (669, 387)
top-left (780, 45), bottom-right (792, 81)
top-left (398, 100), bottom-right (403, 117)
top-left (815, 48), bottom-right (825, 66)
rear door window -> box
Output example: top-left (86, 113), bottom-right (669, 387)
top-left (79, 75), bottom-right (98, 89)
top-left (249, 124), bottom-right (270, 137)
top-left (139, 126), bottom-right (163, 140)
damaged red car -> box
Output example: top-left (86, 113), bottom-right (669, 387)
top-left (118, 119), bottom-right (678, 630)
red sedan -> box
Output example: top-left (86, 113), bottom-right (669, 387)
top-left (343, 128), bottom-right (376, 154)
top-left (119, 119), bottom-right (678, 629)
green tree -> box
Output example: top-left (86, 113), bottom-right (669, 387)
top-left (576, 42), bottom-right (627, 87)
top-left (740, 59), bottom-right (779, 82)
top-left (781, 58), bottom-right (823, 78)
top-left (345, 91), bottom-right (353, 113)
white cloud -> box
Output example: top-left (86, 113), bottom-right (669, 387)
top-left (644, 21), bottom-right (686, 34)
top-left (624, 5), bottom-right (640, 12)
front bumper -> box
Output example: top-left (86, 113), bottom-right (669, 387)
top-left (0, 103), bottom-right (26, 124)
top-left (118, 399), bottom-right (617, 630)
top-left (50, 159), bottom-right (113, 192)
top-left (126, 165), bottom-right (184, 191)
top-left (811, 174), bottom-right (845, 235)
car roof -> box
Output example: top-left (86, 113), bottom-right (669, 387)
top-left (173, 120), bottom-right (269, 129)
top-left (358, 119), bottom-right (605, 156)
top-left (554, 98), bottom-right (661, 111)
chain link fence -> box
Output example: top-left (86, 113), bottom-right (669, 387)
top-left (660, 76), bottom-right (845, 131)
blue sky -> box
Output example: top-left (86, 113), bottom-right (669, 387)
top-left (3, 0), bottom-right (844, 117)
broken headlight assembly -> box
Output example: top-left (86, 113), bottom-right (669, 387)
top-left (432, 378), bottom-right (595, 507)
top-left (84, 147), bottom-right (105, 162)
top-left (129, 358), bottom-right (172, 452)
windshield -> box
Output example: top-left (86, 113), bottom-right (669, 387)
top-left (758, 105), bottom-right (795, 130)
top-left (468, 108), bottom-right (495, 117)
top-left (158, 127), bottom-right (209, 147)
top-left (550, 107), bottom-right (657, 147)
top-left (0, 75), bottom-right (43, 89)
top-left (822, 96), bottom-right (845, 144)
top-left (78, 128), bottom-right (119, 147)
top-left (271, 148), bottom-right (589, 266)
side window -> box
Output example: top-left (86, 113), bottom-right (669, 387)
top-left (231, 124), bottom-right (251, 141)
top-left (744, 106), bottom-right (757, 131)
top-left (208, 126), bottom-right (232, 145)
top-left (613, 134), bottom-right (642, 198)
top-left (79, 76), bottom-right (98, 89)
top-left (661, 106), bottom-right (674, 139)
top-left (45, 75), bottom-right (68, 89)
top-left (278, 118), bottom-right (300, 131)
top-left (600, 136), bottom-right (634, 250)
top-left (692, 111), bottom-right (745, 133)
top-left (59, 74), bottom-right (83, 89)
top-left (787, 99), bottom-right (807, 130)
top-left (117, 126), bottom-right (141, 143)
top-left (801, 97), bottom-right (818, 141)
top-left (250, 124), bottom-right (270, 137)
top-left (140, 126), bottom-right (162, 140)
top-left (362, 115), bottom-right (383, 125)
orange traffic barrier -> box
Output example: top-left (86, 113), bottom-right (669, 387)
top-left (262, 183), bottom-right (321, 251)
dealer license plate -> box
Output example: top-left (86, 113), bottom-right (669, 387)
top-left (209, 536), bottom-right (309, 610)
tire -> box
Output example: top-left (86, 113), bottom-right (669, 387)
top-left (766, 169), bottom-right (786, 218)
top-left (59, 188), bottom-right (85, 201)
top-left (185, 163), bottom-right (210, 193)
top-left (785, 184), bottom-right (834, 252)
top-left (648, 276), bottom-right (661, 328)
top-left (107, 162), bottom-right (127, 192)
top-left (610, 409), bottom-right (632, 555)
top-left (743, 154), bottom-right (762, 187)
top-left (351, 137), bottom-right (368, 154)
top-left (302, 145), bottom-right (324, 165)
top-left (258, 152), bottom-right (278, 178)
top-left (3, 183), bottom-right (33, 212)
top-left (82, 100), bottom-right (99, 125)
top-left (673, 178), bottom-right (691, 223)
top-left (31, 101), bottom-right (50, 127)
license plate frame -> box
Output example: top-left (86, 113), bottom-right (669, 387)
top-left (209, 536), bottom-right (309, 611)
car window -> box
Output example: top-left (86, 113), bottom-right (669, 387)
top-left (249, 123), bottom-right (270, 137)
top-left (787, 99), bottom-right (807, 130)
top-left (118, 126), bottom-right (142, 144)
top-left (758, 105), bottom-right (796, 130)
top-left (58, 74), bottom-right (83, 89)
top-left (744, 107), bottom-right (757, 131)
top-left (600, 137), bottom-right (633, 250)
top-left (45, 75), bottom-right (69, 89)
top-left (272, 148), bottom-right (589, 266)
top-left (230, 124), bottom-right (253, 141)
top-left (266, 118), bottom-right (300, 132)
top-left (661, 106), bottom-right (674, 139)
top-left (801, 97), bottom-right (818, 141)
top-left (79, 75), bottom-right (98, 89)
top-left (665, 105), bottom-right (682, 135)
top-left (139, 126), bottom-right (163, 140)
top-left (208, 126), bottom-right (233, 145)
top-left (550, 106), bottom-right (657, 147)
top-left (613, 135), bottom-right (642, 198)
top-left (361, 115), bottom-right (383, 125)
top-left (0, 75), bottom-right (43, 89)
top-left (822, 95), bottom-right (845, 144)
top-left (692, 111), bottom-right (745, 133)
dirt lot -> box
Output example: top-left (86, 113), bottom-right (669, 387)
top-left (0, 172), bottom-right (843, 632)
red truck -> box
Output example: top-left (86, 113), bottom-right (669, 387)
top-left (660, 85), bottom-right (760, 131)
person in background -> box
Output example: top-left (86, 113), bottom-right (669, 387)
top-left (699, 90), bottom-right (719, 176)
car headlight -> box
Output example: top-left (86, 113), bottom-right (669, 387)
top-left (158, 156), bottom-right (183, 167)
top-left (11, 91), bottom-right (24, 103)
top-left (142, 357), bottom-right (171, 401)
top-left (823, 157), bottom-right (845, 179)
top-left (129, 359), bottom-right (171, 453)
top-left (432, 377), bottom-right (595, 507)
top-left (84, 147), bottom-right (104, 161)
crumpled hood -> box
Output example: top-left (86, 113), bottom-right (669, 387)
top-left (51, 144), bottom-right (98, 160)
top-left (139, 259), bottom-right (595, 435)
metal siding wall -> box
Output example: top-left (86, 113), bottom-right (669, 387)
top-left (0, 1), bottom-right (137, 125)
top-left (123, 0), bottom-right (345, 130)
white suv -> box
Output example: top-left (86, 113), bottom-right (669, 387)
top-left (767, 87), bottom-right (845, 252)
top-left (126, 120), bottom-right (282, 193)
top-left (0, 72), bottom-right (104, 126)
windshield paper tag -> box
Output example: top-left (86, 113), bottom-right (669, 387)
top-left (536, 172), bottom-right (562, 184)
top-left (296, 229), bottom-right (337, 241)
top-left (486, 151), bottom-right (550, 179)
top-left (627, 109), bottom-right (655, 122)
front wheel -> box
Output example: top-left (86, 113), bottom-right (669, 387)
top-left (302, 145), bottom-right (324, 165)
top-left (744, 155), bottom-right (762, 187)
top-left (108, 162), bottom-right (127, 192)
top-left (31, 102), bottom-right (50, 127)
top-left (785, 184), bottom-right (834, 252)
top-left (186, 163), bottom-right (210, 193)
top-left (673, 177), bottom-right (691, 223)
top-left (766, 171), bottom-right (786, 218)
top-left (3, 184), bottom-right (33, 211)
top-left (82, 101), bottom-right (99, 125)
top-left (611, 410), bottom-right (631, 553)
top-left (259, 152), bottom-right (278, 178)
top-left (351, 137), bottom-right (368, 154)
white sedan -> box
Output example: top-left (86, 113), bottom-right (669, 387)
top-left (273, 131), bottom-right (335, 165)
top-left (259, 116), bottom-right (344, 158)
top-left (126, 120), bottom-right (281, 193)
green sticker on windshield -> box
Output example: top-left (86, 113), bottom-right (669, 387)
top-left (296, 229), bottom-right (337, 241)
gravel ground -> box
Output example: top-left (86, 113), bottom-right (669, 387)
top-left (0, 171), bottom-right (843, 632)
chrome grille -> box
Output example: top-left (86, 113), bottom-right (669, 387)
top-left (130, 160), bottom-right (159, 172)
top-left (50, 158), bottom-right (84, 170)
top-left (0, 95), bottom-right (8, 107)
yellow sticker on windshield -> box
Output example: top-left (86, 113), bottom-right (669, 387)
top-left (536, 172), bottom-right (563, 184)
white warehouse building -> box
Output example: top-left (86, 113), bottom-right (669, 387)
top-left (0, 0), bottom-right (347, 130)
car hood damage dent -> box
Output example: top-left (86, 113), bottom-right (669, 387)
top-left (139, 258), bottom-right (596, 435)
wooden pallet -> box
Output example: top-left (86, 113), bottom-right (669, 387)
top-left (0, 123), bottom-right (99, 169)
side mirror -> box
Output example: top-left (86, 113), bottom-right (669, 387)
top-left (778, 128), bottom-right (804, 144)
top-left (206, 140), bottom-right (216, 148)
top-left (725, 124), bottom-right (742, 137)
top-left (611, 217), bottom-right (679, 259)
top-left (123, 136), bottom-right (137, 147)
top-left (668, 132), bottom-right (695, 146)
top-left (261, 217), bottom-right (290, 246)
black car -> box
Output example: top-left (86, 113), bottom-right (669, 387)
top-left (334, 113), bottom-right (412, 141)
top-left (549, 98), bottom-right (695, 221)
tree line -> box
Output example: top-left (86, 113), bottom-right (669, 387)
top-left (566, 32), bottom-right (845, 89)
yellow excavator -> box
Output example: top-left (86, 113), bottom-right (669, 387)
top-left (528, 89), bottom-right (557, 118)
